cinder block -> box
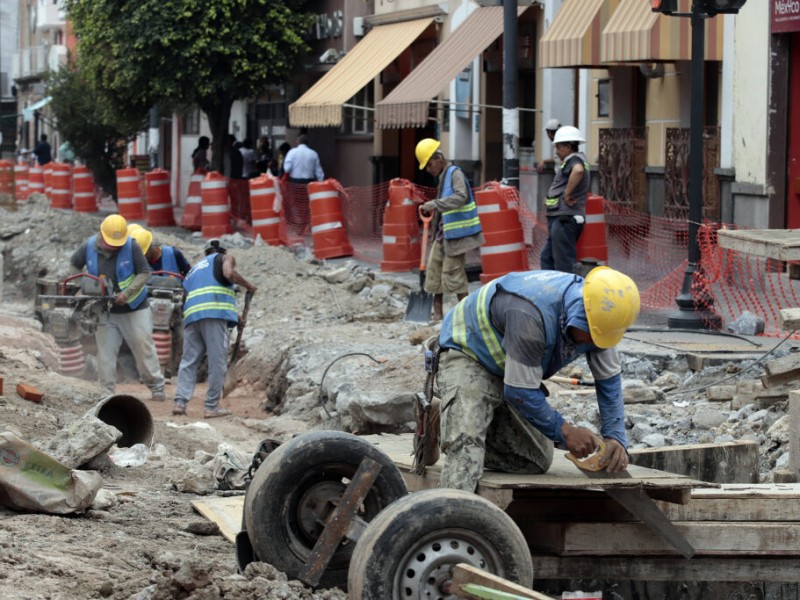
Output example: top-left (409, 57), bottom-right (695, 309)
top-left (16, 383), bottom-right (43, 403)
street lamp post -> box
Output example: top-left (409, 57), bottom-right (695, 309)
top-left (502, 0), bottom-right (519, 188)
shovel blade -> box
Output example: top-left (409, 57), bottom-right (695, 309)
top-left (404, 290), bottom-right (434, 323)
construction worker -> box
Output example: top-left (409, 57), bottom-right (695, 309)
top-left (171, 239), bottom-right (257, 418)
top-left (428, 267), bottom-right (639, 493)
top-left (540, 126), bottom-right (590, 274)
top-left (415, 138), bottom-right (484, 322)
top-left (69, 214), bottom-right (166, 401)
top-left (129, 227), bottom-right (191, 277)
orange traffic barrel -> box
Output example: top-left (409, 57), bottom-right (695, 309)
top-left (201, 171), bottom-right (232, 238)
top-left (308, 179), bottom-right (353, 260)
top-left (43, 163), bottom-right (54, 200)
top-left (476, 182), bottom-right (528, 284)
top-left (576, 193), bottom-right (608, 263)
top-left (50, 162), bottom-right (73, 209)
top-left (0, 160), bottom-right (14, 197)
top-left (28, 166), bottom-right (44, 195)
top-left (145, 169), bottom-right (176, 226)
top-left (249, 174), bottom-right (282, 245)
top-left (116, 168), bottom-right (145, 220)
top-left (72, 166), bottom-right (98, 213)
top-left (381, 178), bottom-right (422, 272)
top-left (14, 164), bottom-right (28, 202)
top-left (180, 170), bottom-right (205, 230)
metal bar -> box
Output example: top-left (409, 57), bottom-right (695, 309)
top-left (299, 456), bottom-right (382, 587)
top-left (605, 487), bottom-right (696, 559)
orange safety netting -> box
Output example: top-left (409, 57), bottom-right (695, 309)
top-left (224, 179), bottom-right (800, 338)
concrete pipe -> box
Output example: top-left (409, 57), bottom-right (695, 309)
top-left (87, 394), bottom-right (154, 448)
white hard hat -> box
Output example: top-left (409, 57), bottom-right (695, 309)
top-left (545, 118), bottom-right (561, 131)
top-left (553, 126), bottom-right (586, 144)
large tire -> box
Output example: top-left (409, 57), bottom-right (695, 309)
top-left (347, 489), bottom-right (533, 600)
top-left (243, 430), bottom-right (408, 589)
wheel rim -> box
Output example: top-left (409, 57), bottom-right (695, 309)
top-left (395, 528), bottom-right (503, 599)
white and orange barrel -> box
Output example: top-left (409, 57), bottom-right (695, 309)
top-left (116, 167), bottom-right (146, 220)
top-left (145, 168), bottom-right (176, 227)
top-left (201, 171), bottom-right (232, 238)
top-left (72, 166), bottom-right (98, 213)
top-left (476, 181), bottom-right (528, 284)
top-left (308, 179), bottom-right (353, 260)
top-left (249, 174), bottom-right (282, 245)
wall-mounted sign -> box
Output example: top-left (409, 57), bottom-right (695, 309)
top-left (773, 0), bottom-right (800, 33)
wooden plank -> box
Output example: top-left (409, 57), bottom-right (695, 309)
top-left (531, 556), bottom-right (800, 582)
top-left (527, 521), bottom-right (800, 556)
top-left (717, 229), bottom-right (800, 261)
top-left (705, 385), bottom-right (736, 401)
top-left (452, 564), bottom-right (555, 600)
top-left (687, 352), bottom-right (763, 371)
top-left (791, 391), bottom-right (800, 478)
top-left (765, 352), bottom-right (800, 377)
top-left (628, 441), bottom-right (759, 484)
top-left (363, 433), bottom-right (708, 493)
top-left (191, 495), bottom-right (244, 543)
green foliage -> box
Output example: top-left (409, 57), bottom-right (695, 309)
top-left (65, 0), bottom-right (314, 170)
top-left (47, 67), bottom-right (147, 199)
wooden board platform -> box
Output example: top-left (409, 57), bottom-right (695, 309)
top-left (717, 228), bottom-right (800, 261)
top-left (192, 495), bottom-right (244, 543)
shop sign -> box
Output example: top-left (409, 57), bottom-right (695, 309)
top-left (773, 0), bottom-right (800, 33)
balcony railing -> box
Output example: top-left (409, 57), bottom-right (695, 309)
top-left (15, 45), bottom-right (66, 79)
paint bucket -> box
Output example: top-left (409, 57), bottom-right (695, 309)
top-left (87, 394), bottom-right (154, 448)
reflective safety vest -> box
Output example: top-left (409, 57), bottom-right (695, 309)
top-left (441, 165), bottom-right (482, 240)
top-left (155, 245), bottom-right (179, 274)
top-left (182, 255), bottom-right (238, 326)
top-left (86, 235), bottom-right (146, 309)
top-left (440, 271), bottom-right (583, 378)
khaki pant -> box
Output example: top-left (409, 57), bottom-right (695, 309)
top-left (436, 350), bottom-right (554, 492)
top-left (424, 240), bottom-right (468, 295)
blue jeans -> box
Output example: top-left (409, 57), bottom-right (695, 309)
top-left (540, 216), bottom-right (583, 273)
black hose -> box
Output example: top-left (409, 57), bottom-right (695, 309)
top-left (318, 352), bottom-right (384, 417)
top-left (627, 326), bottom-right (763, 347)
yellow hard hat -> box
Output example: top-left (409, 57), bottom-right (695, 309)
top-left (100, 214), bottom-right (129, 247)
top-left (583, 266), bottom-right (640, 349)
top-left (130, 227), bottom-right (153, 254)
top-left (126, 223), bottom-right (143, 235)
top-left (415, 138), bottom-right (441, 170)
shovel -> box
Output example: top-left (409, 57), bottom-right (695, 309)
top-left (223, 290), bottom-right (253, 398)
top-left (404, 206), bottom-right (435, 323)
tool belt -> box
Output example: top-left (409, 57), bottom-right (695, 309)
top-left (411, 337), bottom-right (444, 475)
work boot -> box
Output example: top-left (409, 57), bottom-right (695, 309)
top-left (204, 407), bottom-right (231, 419)
top-left (172, 402), bottom-right (186, 416)
top-left (150, 390), bottom-right (166, 402)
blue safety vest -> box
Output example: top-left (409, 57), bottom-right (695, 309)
top-left (440, 271), bottom-right (585, 378)
top-left (182, 255), bottom-right (238, 326)
top-left (154, 245), bottom-right (179, 274)
top-left (86, 235), bottom-right (146, 309)
top-left (440, 166), bottom-right (482, 240)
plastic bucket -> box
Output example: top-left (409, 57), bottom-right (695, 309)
top-left (87, 394), bottom-right (154, 448)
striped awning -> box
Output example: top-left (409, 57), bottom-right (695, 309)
top-left (376, 6), bottom-right (525, 129)
top-left (288, 18), bottom-right (433, 128)
top-left (601, 0), bottom-right (723, 63)
top-left (539, 0), bottom-right (619, 68)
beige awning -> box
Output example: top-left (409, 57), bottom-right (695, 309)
top-left (288, 18), bottom-right (433, 128)
top-left (539, 0), bottom-right (620, 68)
top-left (601, 0), bottom-right (723, 63)
top-left (376, 6), bottom-right (525, 129)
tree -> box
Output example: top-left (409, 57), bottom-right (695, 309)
top-left (47, 67), bottom-right (147, 199)
top-left (65, 0), bottom-right (314, 172)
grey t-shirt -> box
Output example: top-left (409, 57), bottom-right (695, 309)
top-left (489, 290), bottom-right (620, 389)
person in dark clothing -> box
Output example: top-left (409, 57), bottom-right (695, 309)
top-left (256, 136), bottom-right (272, 174)
top-left (191, 136), bottom-right (210, 172)
top-left (224, 134), bottom-right (244, 179)
top-left (33, 134), bottom-right (52, 166)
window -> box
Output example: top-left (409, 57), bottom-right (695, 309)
top-left (342, 86), bottom-right (373, 135)
top-left (182, 108), bottom-right (200, 135)
top-left (597, 79), bottom-right (610, 118)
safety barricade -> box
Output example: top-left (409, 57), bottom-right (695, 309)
top-left (72, 166), bottom-right (98, 213)
top-left (308, 179), bottom-right (353, 260)
top-left (14, 164), bottom-right (28, 202)
top-left (50, 163), bottom-right (73, 210)
top-left (0, 160), bottom-right (14, 197)
top-left (116, 168), bottom-right (146, 220)
top-left (180, 170), bottom-right (205, 230)
top-left (576, 193), bottom-right (608, 264)
top-left (145, 169), bottom-right (176, 227)
top-left (380, 178), bottom-right (422, 272)
top-left (28, 166), bottom-right (45, 196)
top-left (475, 181), bottom-right (528, 283)
top-left (201, 171), bottom-right (232, 238)
top-left (249, 174), bottom-right (282, 245)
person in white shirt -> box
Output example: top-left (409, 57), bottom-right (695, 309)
top-left (282, 134), bottom-right (325, 234)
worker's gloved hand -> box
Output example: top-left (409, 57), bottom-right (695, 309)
top-left (561, 423), bottom-right (599, 459)
top-left (599, 437), bottom-right (629, 473)
top-left (421, 201), bottom-right (437, 214)
top-left (112, 293), bottom-right (127, 306)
